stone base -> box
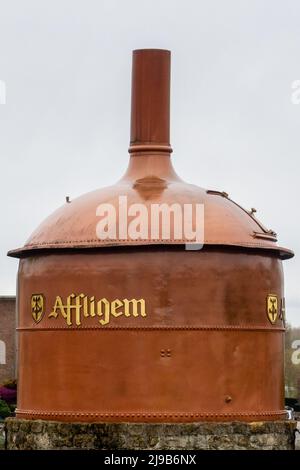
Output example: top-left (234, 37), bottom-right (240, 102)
top-left (5, 418), bottom-right (296, 450)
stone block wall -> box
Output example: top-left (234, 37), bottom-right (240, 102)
top-left (5, 419), bottom-right (296, 450)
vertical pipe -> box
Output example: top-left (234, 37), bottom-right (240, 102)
top-left (129, 49), bottom-right (172, 154)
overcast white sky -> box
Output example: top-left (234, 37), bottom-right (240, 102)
top-left (0, 0), bottom-right (299, 325)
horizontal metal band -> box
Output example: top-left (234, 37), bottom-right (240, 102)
top-left (17, 325), bottom-right (285, 332)
top-left (128, 144), bottom-right (173, 154)
top-left (16, 409), bottom-right (286, 420)
top-left (9, 240), bottom-right (293, 261)
top-left (19, 239), bottom-right (281, 247)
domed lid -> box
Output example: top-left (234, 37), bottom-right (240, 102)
top-left (8, 50), bottom-right (293, 260)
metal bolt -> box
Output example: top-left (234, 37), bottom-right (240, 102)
top-left (225, 395), bottom-right (232, 403)
top-left (160, 349), bottom-right (172, 357)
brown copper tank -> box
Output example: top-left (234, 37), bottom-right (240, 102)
top-left (8, 49), bottom-right (294, 422)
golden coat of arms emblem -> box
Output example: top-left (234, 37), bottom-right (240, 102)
top-left (267, 294), bottom-right (278, 324)
top-left (31, 294), bottom-right (45, 323)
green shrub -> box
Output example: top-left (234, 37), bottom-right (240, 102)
top-left (0, 399), bottom-right (11, 418)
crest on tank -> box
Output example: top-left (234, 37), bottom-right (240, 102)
top-left (267, 294), bottom-right (278, 324)
top-left (31, 294), bottom-right (45, 323)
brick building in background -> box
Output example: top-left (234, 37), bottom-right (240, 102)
top-left (0, 296), bottom-right (16, 384)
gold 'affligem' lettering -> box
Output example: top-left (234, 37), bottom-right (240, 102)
top-left (49, 294), bottom-right (146, 327)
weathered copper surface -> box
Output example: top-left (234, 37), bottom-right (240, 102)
top-left (8, 49), bottom-right (293, 422)
top-left (16, 249), bottom-right (285, 422)
top-left (7, 153), bottom-right (293, 259)
top-left (129, 49), bottom-right (172, 154)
